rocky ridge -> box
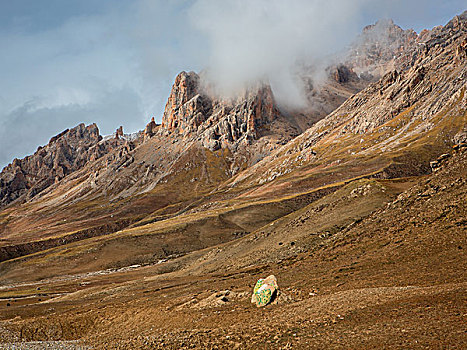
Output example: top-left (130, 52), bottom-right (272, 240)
top-left (0, 16), bottom-right (418, 209)
top-left (0, 124), bottom-right (128, 207)
top-left (230, 11), bottom-right (467, 190)
top-left (158, 67), bottom-right (371, 160)
top-left (347, 13), bottom-right (467, 79)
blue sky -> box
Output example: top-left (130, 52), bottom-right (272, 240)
top-left (0, 0), bottom-right (465, 169)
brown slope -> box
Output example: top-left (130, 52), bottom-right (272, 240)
top-left (0, 136), bottom-right (232, 252)
top-left (0, 128), bottom-right (464, 350)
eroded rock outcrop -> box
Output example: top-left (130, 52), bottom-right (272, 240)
top-left (331, 65), bottom-right (359, 84)
top-left (161, 71), bottom-right (282, 151)
top-left (0, 123), bottom-right (121, 207)
top-left (115, 126), bottom-right (124, 139)
top-left (144, 117), bottom-right (159, 138)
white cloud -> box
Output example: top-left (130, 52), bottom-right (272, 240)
top-left (187, 0), bottom-right (371, 105)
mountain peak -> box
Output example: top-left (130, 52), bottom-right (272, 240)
top-left (160, 70), bottom-right (282, 151)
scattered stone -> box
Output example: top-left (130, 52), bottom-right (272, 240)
top-left (178, 290), bottom-right (250, 310)
top-left (453, 142), bottom-right (467, 151)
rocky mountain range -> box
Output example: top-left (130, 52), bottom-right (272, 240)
top-left (0, 11), bottom-right (466, 349)
top-left (0, 15), bottom-right (431, 211)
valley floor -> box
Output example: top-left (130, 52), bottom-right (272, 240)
top-left (0, 150), bottom-right (465, 349)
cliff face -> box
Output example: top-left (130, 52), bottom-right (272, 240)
top-left (159, 67), bottom-right (374, 157)
top-left (159, 16), bottom-right (418, 156)
top-left (0, 123), bottom-right (122, 207)
top-left (161, 71), bottom-right (210, 133)
top-left (161, 71), bottom-right (281, 151)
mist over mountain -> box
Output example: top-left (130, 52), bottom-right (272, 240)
top-left (1, 0), bottom-right (466, 169)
